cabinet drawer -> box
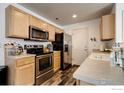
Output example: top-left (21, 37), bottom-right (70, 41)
top-left (16, 57), bottom-right (35, 67)
top-left (53, 57), bottom-right (60, 72)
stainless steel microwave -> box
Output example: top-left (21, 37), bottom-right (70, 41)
top-left (29, 25), bottom-right (49, 41)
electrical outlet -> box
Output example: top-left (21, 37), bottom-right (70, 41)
top-left (0, 42), bottom-right (1, 48)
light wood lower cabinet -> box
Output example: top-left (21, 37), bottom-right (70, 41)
top-left (53, 51), bottom-right (61, 72)
top-left (6, 55), bottom-right (35, 85)
top-left (15, 63), bottom-right (35, 85)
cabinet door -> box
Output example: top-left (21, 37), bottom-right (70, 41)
top-left (53, 59), bottom-right (58, 72)
top-left (55, 28), bottom-right (64, 33)
top-left (40, 20), bottom-right (48, 31)
top-left (47, 24), bottom-right (55, 41)
top-left (6, 5), bottom-right (29, 38)
top-left (101, 14), bottom-right (115, 40)
top-left (54, 57), bottom-right (60, 72)
top-left (53, 52), bottom-right (61, 72)
top-left (15, 63), bottom-right (35, 85)
top-left (29, 16), bottom-right (48, 31)
top-left (29, 16), bottom-right (41, 28)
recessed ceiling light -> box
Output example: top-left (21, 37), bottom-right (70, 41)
top-left (72, 14), bottom-right (77, 18)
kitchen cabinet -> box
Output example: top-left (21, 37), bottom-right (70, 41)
top-left (29, 16), bottom-right (41, 28)
top-left (53, 51), bottom-right (61, 72)
top-left (100, 14), bottom-right (115, 40)
top-left (47, 24), bottom-right (56, 41)
top-left (6, 5), bottom-right (63, 40)
top-left (6, 5), bottom-right (29, 39)
top-left (5, 55), bottom-right (35, 85)
top-left (55, 28), bottom-right (64, 33)
top-left (15, 63), bottom-right (34, 85)
top-left (40, 21), bottom-right (48, 31)
top-left (29, 16), bottom-right (48, 31)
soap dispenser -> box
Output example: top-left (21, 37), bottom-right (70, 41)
top-left (120, 48), bottom-right (124, 69)
top-left (110, 51), bottom-right (116, 66)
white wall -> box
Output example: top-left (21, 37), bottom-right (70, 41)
top-left (0, 3), bottom-right (61, 65)
top-left (64, 19), bottom-right (102, 53)
top-left (63, 19), bottom-right (113, 65)
top-left (0, 3), bottom-right (4, 65)
top-left (115, 3), bottom-right (124, 42)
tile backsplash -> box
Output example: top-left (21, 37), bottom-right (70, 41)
top-left (5, 37), bottom-right (51, 48)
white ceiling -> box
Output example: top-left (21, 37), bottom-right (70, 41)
top-left (20, 3), bottom-right (114, 26)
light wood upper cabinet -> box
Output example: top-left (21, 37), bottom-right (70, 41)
top-left (6, 5), bottom-right (62, 40)
top-left (6, 5), bottom-right (29, 39)
top-left (100, 14), bottom-right (115, 40)
top-left (40, 20), bottom-right (48, 31)
top-left (29, 16), bottom-right (41, 28)
top-left (29, 16), bottom-right (48, 31)
top-left (47, 24), bottom-right (56, 41)
top-left (55, 28), bottom-right (64, 33)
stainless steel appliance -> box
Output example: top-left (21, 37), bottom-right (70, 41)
top-left (24, 45), bottom-right (54, 85)
top-left (64, 33), bottom-right (72, 68)
top-left (52, 33), bottom-right (72, 70)
top-left (5, 43), bottom-right (23, 56)
top-left (29, 25), bottom-right (48, 41)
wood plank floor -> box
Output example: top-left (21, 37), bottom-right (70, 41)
top-left (42, 65), bottom-right (79, 85)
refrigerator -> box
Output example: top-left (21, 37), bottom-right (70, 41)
top-left (52, 33), bottom-right (72, 70)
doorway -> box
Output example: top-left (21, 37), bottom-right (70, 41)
top-left (71, 27), bottom-right (89, 65)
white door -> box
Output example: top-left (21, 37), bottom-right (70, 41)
top-left (72, 27), bottom-right (89, 65)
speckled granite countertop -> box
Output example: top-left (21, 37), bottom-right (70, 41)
top-left (73, 53), bottom-right (124, 85)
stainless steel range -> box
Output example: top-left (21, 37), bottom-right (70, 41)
top-left (24, 45), bottom-right (54, 85)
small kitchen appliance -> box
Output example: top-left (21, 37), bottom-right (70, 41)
top-left (28, 25), bottom-right (49, 41)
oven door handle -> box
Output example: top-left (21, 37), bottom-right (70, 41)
top-left (36, 54), bottom-right (53, 59)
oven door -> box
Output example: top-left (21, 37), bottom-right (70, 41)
top-left (36, 53), bottom-right (53, 76)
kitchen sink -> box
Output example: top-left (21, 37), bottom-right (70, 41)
top-left (89, 53), bottom-right (110, 61)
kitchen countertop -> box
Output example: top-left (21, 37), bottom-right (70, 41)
top-left (7, 53), bottom-right (36, 59)
top-left (73, 52), bottom-right (124, 85)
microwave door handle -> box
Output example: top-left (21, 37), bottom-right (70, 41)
top-left (50, 56), bottom-right (53, 66)
top-left (47, 32), bottom-right (49, 40)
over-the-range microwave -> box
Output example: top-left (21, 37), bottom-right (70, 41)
top-left (29, 25), bottom-right (49, 41)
